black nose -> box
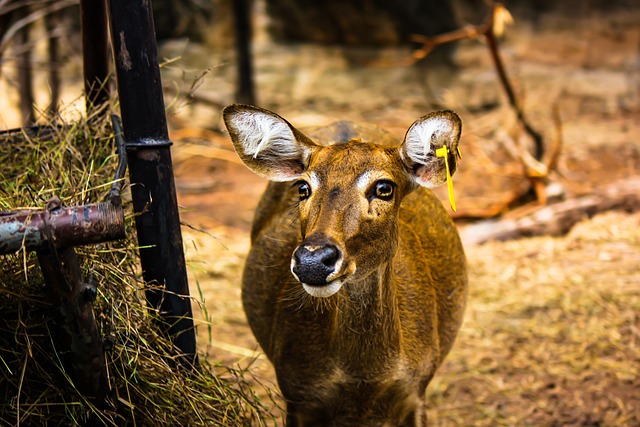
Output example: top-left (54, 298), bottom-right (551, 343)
top-left (292, 244), bottom-right (340, 286)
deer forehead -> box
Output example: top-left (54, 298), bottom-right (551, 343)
top-left (304, 143), bottom-right (405, 190)
top-left (305, 170), bottom-right (393, 194)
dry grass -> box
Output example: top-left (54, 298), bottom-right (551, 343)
top-left (427, 212), bottom-right (640, 426)
top-left (0, 110), bottom-right (275, 426)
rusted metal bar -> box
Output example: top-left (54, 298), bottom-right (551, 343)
top-left (0, 194), bottom-right (125, 408)
top-left (108, 0), bottom-right (198, 368)
top-left (38, 250), bottom-right (109, 405)
top-left (0, 116), bottom-right (127, 256)
top-left (0, 201), bottom-right (125, 255)
top-left (37, 242), bottom-right (109, 406)
top-left (33, 197), bottom-right (112, 406)
top-left (80, 0), bottom-right (110, 113)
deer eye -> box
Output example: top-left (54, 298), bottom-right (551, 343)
top-left (373, 180), bottom-right (394, 201)
top-left (296, 181), bottom-right (312, 200)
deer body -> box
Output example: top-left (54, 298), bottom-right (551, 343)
top-left (224, 106), bottom-right (467, 426)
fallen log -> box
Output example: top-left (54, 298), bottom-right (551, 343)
top-left (460, 177), bottom-right (640, 245)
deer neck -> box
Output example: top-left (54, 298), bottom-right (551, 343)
top-left (330, 262), bottom-right (402, 372)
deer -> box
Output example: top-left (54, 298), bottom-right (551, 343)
top-left (223, 104), bottom-right (468, 427)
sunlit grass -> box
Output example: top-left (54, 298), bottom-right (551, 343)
top-left (428, 214), bottom-right (640, 426)
top-left (0, 109), bottom-right (275, 426)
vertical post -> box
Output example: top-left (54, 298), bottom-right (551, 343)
top-left (14, 6), bottom-right (35, 126)
top-left (108, 0), bottom-right (197, 368)
top-left (81, 0), bottom-right (110, 113)
top-left (232, 0), bottom-right (256, 105)
top-left (38, 247), bottom-right (109, 407)
top-left (45, 11), bottom-right (60, 117)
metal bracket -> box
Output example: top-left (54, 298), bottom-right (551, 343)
top-left (123, 137), bottom-right (174, 148)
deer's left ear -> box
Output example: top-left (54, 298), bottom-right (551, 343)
top-left (223, 104), bottom-right (319, 182)
top-left (400, 110), bottom-right (462, 188)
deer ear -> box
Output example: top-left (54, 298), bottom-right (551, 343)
top-left (400, 110), bottom-right (462, 188)
top-left (223, 104), bottom-right (318, 181)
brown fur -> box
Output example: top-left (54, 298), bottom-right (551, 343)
top-left (224, 105), bottom-right (467, 426)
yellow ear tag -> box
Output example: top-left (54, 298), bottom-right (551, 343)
top-left (435, 144), bottom-right (457, 212)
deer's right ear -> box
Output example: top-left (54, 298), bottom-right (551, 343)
top-left (400, 110), bottom-right (462, 188)
top-left (223, 104), bottom-right (317, 182)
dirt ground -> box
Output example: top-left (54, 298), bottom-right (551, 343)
top-left (166, 8), bottom-right (639, 426)
top-left (1, 4), bottom-right (637, 426)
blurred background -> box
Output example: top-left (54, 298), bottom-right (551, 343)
top-left (0, 0), bottom-right (638, 425)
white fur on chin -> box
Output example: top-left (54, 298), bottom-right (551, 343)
top-left (302, 281), bottom-right (343, 298)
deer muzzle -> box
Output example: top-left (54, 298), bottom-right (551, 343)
top-left (291, 238), bottom-right (346, 297)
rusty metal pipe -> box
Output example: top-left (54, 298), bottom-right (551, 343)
top-left (0, 201), bottom-right (125, 255)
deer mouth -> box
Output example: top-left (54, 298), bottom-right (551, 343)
top-left (301, 280), bottom-right (344, 298)
top-left (292, 264), bottom-right (357, 298)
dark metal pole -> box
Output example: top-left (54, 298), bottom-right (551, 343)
top-left (14, 6), bottom-right (35, 126)
top-left (80, 0), bottom-right (110, 113)
top-left (108, 0), bottom-right (197, 367)
top-left (232, 0), bottom-right (256, 105)
top-left (45, 10), bottom-right (61, 117)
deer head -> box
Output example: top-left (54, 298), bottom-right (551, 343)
top-left (224, 105), bottom-right (461, 298)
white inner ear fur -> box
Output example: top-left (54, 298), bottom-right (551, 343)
top-left (403, 116), bottom-right (454, 166)
top-left (231, 111), bottom-right (300, 161)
